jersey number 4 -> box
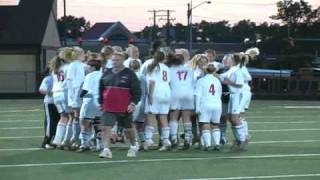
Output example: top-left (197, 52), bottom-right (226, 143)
top-left (177, 71), bottom-right (188, 80)
top-left (209, 84), bottom-right (215, 95)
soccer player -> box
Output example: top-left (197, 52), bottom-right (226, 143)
top-left (239, 54), bottom-right (252, 142)
top-left (98, 51), bottom-right (141, 158)
top-left (195, 64), bottom-right (222, 151)
top-left (78, 53), bottom-right (103, 152)
top-left (128, 59), bottom-right (147, 149)
top-left (187, 54), bottom-right (209, 147)
top-left (166, 53), bottom-right (194, 148)
top-left (124, 45), bottom-right (142, 68)
top-left (39, 66), bottom-right (60, 149)
top-left (51, 48), bottom-right (72, 148)
top-left (100, 45), bottom-right (114, 70)
top-left (144, 51), bottom-right (172, 151)
top-left (205, 49), bottom-right (224, 72)
top-left (66, 46), bottom-right (86, 148)
top-left (220, 53), bottom-right (246, 149)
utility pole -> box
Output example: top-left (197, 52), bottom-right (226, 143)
top-left (63, 0), bottom-right (67, 46)
top-left (148, 10), bottom-right (157, 42)
top-left (148, 9), bottom-right (175, 46)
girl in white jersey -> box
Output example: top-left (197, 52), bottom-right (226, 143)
top-left (188, 54), bottom-right (209, 147)
top-left (167, 53), bottom-right (195, 148)
top-left (129, 59), bottom-right (147, 149)
top-left (195, 64), bottom-right (222, 150)
top-left (51, 49), bottom-right (71, 148)
top-left (78, 55), bottom-right (103, 152)
top-left (124, 45), bottom-right (142, 68)
top-left (239, 55), bottom-right (252, 142)
top-left (220, 54), bottom-right (246, 149)
top-left (145, 51), bottom-right (172, 151)
top-left (66, 46), bottom-right (86, 148)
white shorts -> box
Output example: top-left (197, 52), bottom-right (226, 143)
top-left (133, 101), bottom-right (145, 122)
top-left (228, 93), bottom-right (241, 114)
top-left (68, 87), bottom-right (82, 108)
top-left (53, 91), bottom-right (70, 114)
top-left (80, 98), bottom-right (102, 119)
top-left (170, 93), bottom-right (194, 110)
top-left (240, 91), bottom-right (252, 113)
top-left (198, 107), bottom-right (222, 124)
top-left (145, 96), bottom-right (171, 115)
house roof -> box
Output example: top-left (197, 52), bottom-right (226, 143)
top-left (0, 0), bottom-right (54, 45)
top-left (82, 21), bottom-right (138, 41)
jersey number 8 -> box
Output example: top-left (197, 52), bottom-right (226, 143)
top-left (162, 71), bottom-right (168, 81)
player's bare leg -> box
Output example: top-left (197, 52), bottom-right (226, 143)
top-left (158, 114), bottom-right (171, 151)
top-left (169, 110), bottom-right (180, 148)
top-left (182, 110), bottom-right (193, 149)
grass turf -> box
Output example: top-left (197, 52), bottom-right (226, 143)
top-left (0, 99), bottom-right (320, 180)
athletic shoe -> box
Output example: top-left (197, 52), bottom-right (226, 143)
top-left (220, 136), bottom-right (228, 145)
top-left (171, 139), bottom-right (179, 149)
top-left (127, 146), bottom-right (138, 157)
top-left (213, 145), bottom-right (220, 151)
top-left (77, 145), bottom-right (90, 153)
top-left (99, 148), bottom-right (112, 158)
top-left (159, 139), bottom-right (171, 151)
top-left (144, 139), bottom-right (154, 150)
top-left (44, 144), bottom-right (55, 150)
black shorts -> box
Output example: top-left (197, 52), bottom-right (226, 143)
top-left (101, 112), bottom-right (133, 128)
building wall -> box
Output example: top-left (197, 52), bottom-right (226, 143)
top-left (0, 54), bottom-right (36, 93)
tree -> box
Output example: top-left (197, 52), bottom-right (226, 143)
top-left (57, 15), bottom-right (91, 40)
top-left (270, 0), bottom-right (318, 25)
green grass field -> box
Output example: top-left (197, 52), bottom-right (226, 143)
top-left (0, 99), bottom-right (320, 180)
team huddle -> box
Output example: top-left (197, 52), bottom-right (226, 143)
top-left (39, 42), bottom-right (259, 158)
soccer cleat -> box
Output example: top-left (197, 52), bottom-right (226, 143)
top-left (127, 146), bottom-right (138, 157)
top-left (144, 139), bottom-right (154, 150)
top-left (76, 145), bottom-right (90, 153)
top-left (44, 144), bottom-right (55, 150)
top-left (220, 136), bottom-right (228, 146)
top-left (99, 148), bottom-right (112, 158)
top-left (213, 145), bottom-right (220, 151)
top-left (159, 140), bottom-right (171, 151)
top-left (171, 139), bottom-right (179, 149)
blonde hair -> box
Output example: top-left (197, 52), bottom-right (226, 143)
top-left (112, 46), bottom-right (123, 52)
top-left (188, 54), bottom-right (208, 68)
top-left (58, 47), bottom-right (73, 62)
top-left (175, 48), bottom-right (190, 62)
top-left (100, 45), bottom-right (113, 59)
top-left (49, 56), bottom-right (63, 74)
top-left (127, 45), bottom-right (139, 58)
top-left (112, 51), bottom-right (125, 60)
top-left (71, 46), bottom-right (84, 60)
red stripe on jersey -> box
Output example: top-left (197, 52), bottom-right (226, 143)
top-left (102, 86), bottom-right (131, 113)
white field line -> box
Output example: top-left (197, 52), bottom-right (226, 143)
top-left (0, 148), bottom-right (43, 151)
top-left (178, 173), bottom-right (320, 180)
top-left (0, 120), bottom-right (41, 123)
top-left (250, 121), bottom-right (319, 124)
top-left (249, 115), bottom-right (320, 119)
top-left (0, 153), bottom-right (320, 168)
top-left (0, 109), bottom-right (41, 113)
top-left (0, 136), bottom-right (42, 139)
top-left (272, 106), bottom-right (320, 109)
top-left (250, 128), bottom-right (320, 132)
top-left (1, 140), bottom-right (320, 152)
top-left (1, 128), bottom-right (320, 139)
top-left (0, 126), bottom-right (42, 130)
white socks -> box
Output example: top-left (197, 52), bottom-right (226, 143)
top-left (211, 128), bottom-right (221, 146)
top-left (184, 122), bottom-right (192, 143)
top-left (202, 130), bottom-right (211, 148)
top-left (169, 120), bottom-right (178, 141)
top-left (63, 122), bottom-right (73, 144)
top-left (53, 122), bottom-right (66, 145)
top-left (145, 125), bottom-right (154, 142)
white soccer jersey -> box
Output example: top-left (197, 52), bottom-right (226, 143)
top-left (195, 74), bottom-right (222, 111)
top-left (82, 71), bottom-right (102, 98)
top-left (105, 59), bottom-right (113, 69)
top-left (220, 65), bottom-right (244, 93)
top-left (193, 67), bottom-right (205, 81)
top-left (140, 58), bottom-right (153, 76)
top-left (52, 63), bottom-right (69, 93)
top-left (240, 66), bottom-right (252, 92)
top-left (123, 57), bottom-right (142, 68)
top-left (210, 61), bottom-right (224, 72)
top-left (39, 75), bottom-right (54, 104)
top-left (145, 62), bottom-right (171, 114)
top-left (66, 60), bottom-right (85, 88)
top-left (169, 64), bottom-right (195, 110)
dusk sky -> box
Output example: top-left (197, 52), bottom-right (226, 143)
top-left (1, 0), bottom-right (319, 31)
